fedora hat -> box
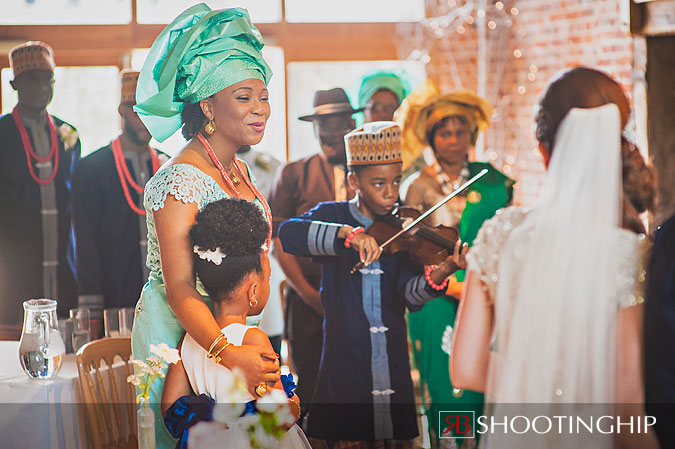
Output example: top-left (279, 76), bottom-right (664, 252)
top-left (298, 87), bottom-right (364, 122)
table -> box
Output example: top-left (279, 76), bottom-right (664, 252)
top-left (0, 341), bottom-right (87, 449)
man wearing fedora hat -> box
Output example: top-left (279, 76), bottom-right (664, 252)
top-left (0, 41), bottom-right (81, 327)
top-left (269, 87), bottom-right (361, 414)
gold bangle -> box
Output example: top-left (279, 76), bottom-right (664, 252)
top-left (207, 334), bottom-right (227, 358)
top-left (207, 334), bottom-right (225, 354)
top-left (211, 341), bottom-right (232, 360)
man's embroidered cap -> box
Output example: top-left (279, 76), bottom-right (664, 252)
top-left (345, 121), bottom-right (402, 166)
top-left (121, 70), bottom-right (140, 104)
top-left (9, 41), bottom-right (55, 78)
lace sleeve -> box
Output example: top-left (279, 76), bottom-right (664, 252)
top-left (144, 164), bottom-right (224, 211)
top-left (466, 206), bottom-right (528, 302)
top-left (615, 232), bottom-right (649, 308)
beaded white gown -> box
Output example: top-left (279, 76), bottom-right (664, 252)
top-left (463, 105), bottom-right (649, 449)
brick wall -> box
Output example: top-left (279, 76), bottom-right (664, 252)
top-left (401, 0), bottom-right (636, 205)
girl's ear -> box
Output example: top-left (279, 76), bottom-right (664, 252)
top-left (247, 281), bottom-right (258, 307)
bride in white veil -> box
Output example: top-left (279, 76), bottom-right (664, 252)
top-left (450, 67), bottom-right (659, 449)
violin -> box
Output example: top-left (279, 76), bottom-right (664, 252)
top-left (349, 168), bottom-right (488, 274)
top-left (362, 205), bottom-right (459, 265)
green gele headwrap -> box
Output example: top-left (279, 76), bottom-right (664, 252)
top-left (357, 69), bottom-right (412, 109)
top-left (134, 4), bottom-right (272, 142)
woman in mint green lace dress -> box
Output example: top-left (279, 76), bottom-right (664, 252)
top-left (130, 6), bottom-right (280, 448)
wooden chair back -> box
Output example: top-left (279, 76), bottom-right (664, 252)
top-left (76, 337), bottom-right (137, 449)
top-left (279, 279), bottom-right (287, 312)
top-left (278, 279), bottom-right (294, 371)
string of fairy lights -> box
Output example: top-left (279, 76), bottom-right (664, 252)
top-left (396, 0), bottom-right (541, 189)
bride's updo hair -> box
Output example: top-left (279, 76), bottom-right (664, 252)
top-left (535, 66), bottom-right (656, 217)
top-left (190, 198), bottom-right (269, 301)
top-left (535, 67), bottom-right (630, 152)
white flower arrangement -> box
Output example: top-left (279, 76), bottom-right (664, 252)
top-left (127, 343), bottom-right (181, 402)
top-left (188, 368), bottom-right (296, 449)
top-left (57, 123), bottom-right (79, 151)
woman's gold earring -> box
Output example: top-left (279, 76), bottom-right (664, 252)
top-left (204, 119), bottom-right (216, 135)
top-left (249, 298), bottom-right (258, 308)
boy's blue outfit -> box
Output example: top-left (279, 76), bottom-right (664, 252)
top-left (278, 198), bottom-right (441, 441)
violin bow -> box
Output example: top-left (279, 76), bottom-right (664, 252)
top-left (349, 168), bottom-right (489, 274)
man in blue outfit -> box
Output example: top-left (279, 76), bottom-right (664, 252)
top-left (278, 121), bottom-right (466, 448)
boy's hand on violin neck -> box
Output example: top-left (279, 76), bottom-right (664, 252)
top-left (433, 239), bottom-right (470, 282)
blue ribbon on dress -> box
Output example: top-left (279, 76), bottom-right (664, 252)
top-left (281, 373), bottom-right (297, 398)
top-left (164, 393), bottom-right (215, 449)
top-left (164, 377), bottom-right (296, 449)
top-left (164, 394), bottom-right (260, 449)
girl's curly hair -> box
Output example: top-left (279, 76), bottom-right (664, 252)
top-left (190, 198), bottom-right (269, 301)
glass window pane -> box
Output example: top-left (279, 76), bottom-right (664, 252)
top-left (136, 0), bottom-right (281, 24)
top-left (253, 46), bottom-right (286, 163)
top-left (2, 66), bottom-right (121, 157)
top-left (285, 0), bottom-right (424, 23)
top-left (130, 46), bottom-right (286, 162)
top-left (286, 60), bottom-right (426, 161)
top-left (0, 0), bottom-right (131, 25)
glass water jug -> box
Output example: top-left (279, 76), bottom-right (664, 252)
top-left (19, 299), bottom-right (65, 379)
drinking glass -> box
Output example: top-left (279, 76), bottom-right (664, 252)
top-left (104, 308), bottom-right (120, 337)
top-left (69, 308), bottom-right (90, 353)
top-left (118, 307), bottom-right (135, 337)
top-left (57, 318), bottom-right (74, 354)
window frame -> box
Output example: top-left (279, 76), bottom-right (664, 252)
top-left (0, 0), bottom-right (423, 159)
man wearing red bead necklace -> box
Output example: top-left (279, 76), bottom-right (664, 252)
top-left (0, 41), bottom-right (81, 329)
top-left (70, 70), bottom-right (167, 338)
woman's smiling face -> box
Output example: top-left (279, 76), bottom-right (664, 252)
top-left (206, 78), bottom-right (271, 147)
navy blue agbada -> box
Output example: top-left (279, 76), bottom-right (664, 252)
top-left (279, 198), bottom-right (441, 441)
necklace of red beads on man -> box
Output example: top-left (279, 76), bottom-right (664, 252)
top-left (12, 107), bottom-right (59, 185)
top-left (197, 133), bottom-right (272, 251)
top-left (111, 136), bottom-right (160, 215)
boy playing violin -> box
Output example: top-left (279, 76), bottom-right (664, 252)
top-left (278, 121), bottom-right (466, 448)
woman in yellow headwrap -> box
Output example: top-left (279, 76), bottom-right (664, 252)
top-left (399, 88), bottom-right (514, 448)
top-left (130, 5), bottom-right (280, 447)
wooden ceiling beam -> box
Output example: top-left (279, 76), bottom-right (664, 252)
top-left (0, 22), bottom-right (404, 67)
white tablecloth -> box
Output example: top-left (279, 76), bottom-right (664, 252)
top-left (0, 341), bottom-right (87, 449)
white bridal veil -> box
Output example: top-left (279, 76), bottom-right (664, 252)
top-left (484, 104), bottom-right (623, 448)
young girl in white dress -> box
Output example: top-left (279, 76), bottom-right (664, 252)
top-left (161, 197), bottom-right (309, 448)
